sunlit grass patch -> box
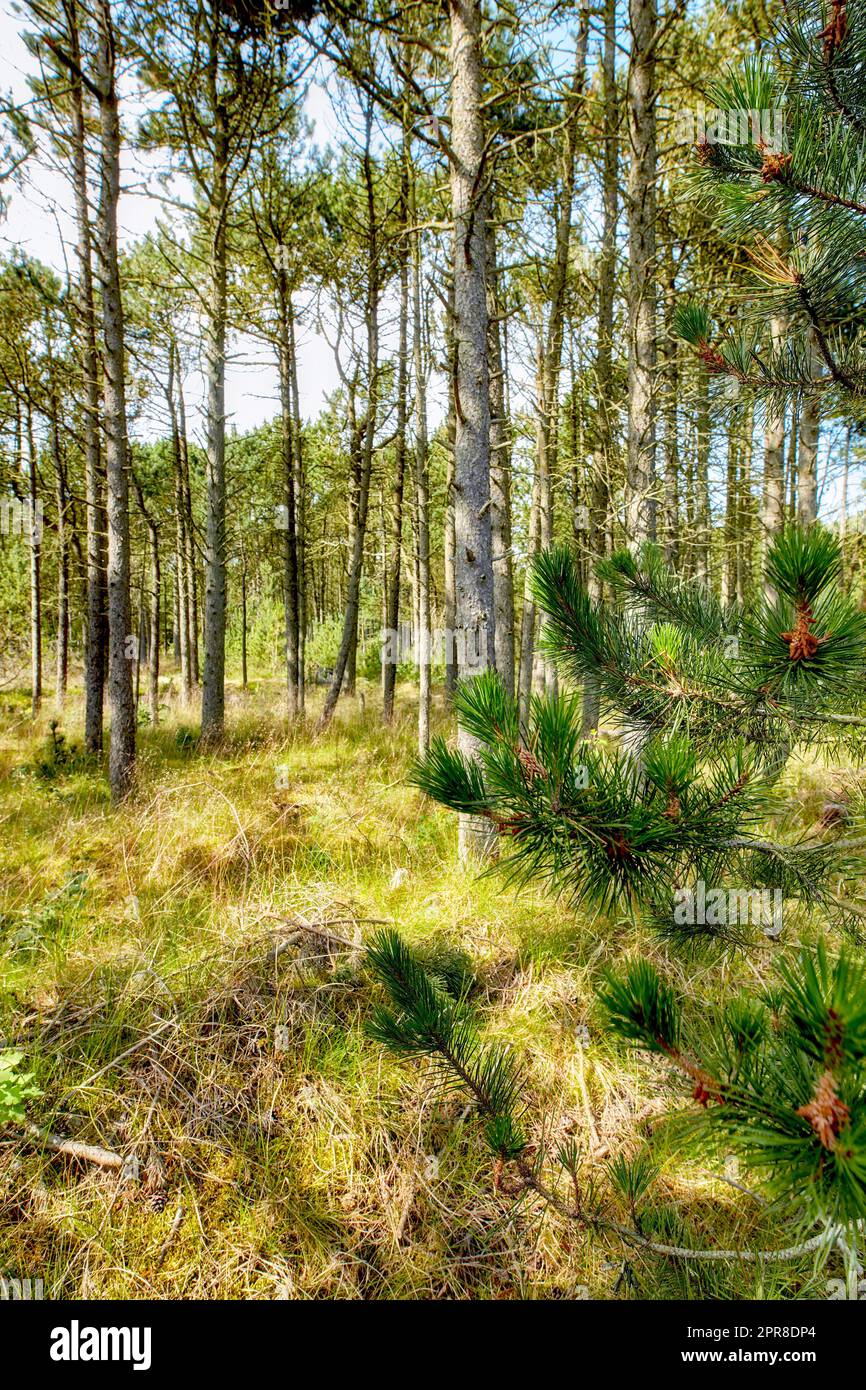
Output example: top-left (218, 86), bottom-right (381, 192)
top-left (0, 675), bottom-right (857, 1299)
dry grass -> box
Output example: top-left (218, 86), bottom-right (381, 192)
top-left (0, 672), bottom-right (843, 1299)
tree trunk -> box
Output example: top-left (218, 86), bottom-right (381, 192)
top-left (383, 131), bottom-right (410, 726)
top-left (167, 343), bottom-right (191, 700)
top-left (521, 27), bottom-right (588, 703)
top-left (318, 101), bottom-right (380, 731)
top-left (412, 161), bottom-right (432, 753)
top-left (148, 521), bottom-right (160, 726)
top-left (695, 361), bottom-right (711, 583)
top-left (240, 559), bottom-right (248, 690)
top-left (723, 424), bottom-right (738, 605)
top-left (787, 405), bottom-right (799, 520)
top-left (201, 89), bottom-right (228, 740)
top-left (736, 404), bottom-right (754, 605)
top-left (134, 568), bottom-right (144, 710)
top-left (661, 252), bottom-right (680, 566)
top-left (486, 209), bottom-right (514, 697)
top-left (798, 337), bottom-right (820, 525)
top-left (541, 23), bottom-right (588, 692)
top-left (278, 279), bottom-right (300, 719)
top-left (517, 450), bottom-right (540, 732)
top-left (444, 279), bottom-right (458, 703)
top-left (625, 0), bottom-right (658, 544)
top-left (762, 324), bottom-right (786, 599)
top-left (449, 0), bottom-right (496, 860)
top-left (840, 421), bottom-right (851, 580)
top-left (176, 369), bottom-right (198, 686)
top-left (25, 394), bottom-right (41, 719)
top-left (53, 423), bottom-right (69, 708)
top-left (67, 0), bottom-right (106, 752)
top-left (46, 321), bottom-right (69, 708)
top-left (96, 0), bottom-right (136, 800)
top-left (173, 561), bottom-right (181, 663)
top-left (583, 0), bottom-right (618, 734)
top-left (288, 307), bottom-right (305, 711)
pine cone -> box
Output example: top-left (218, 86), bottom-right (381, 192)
top-left (819, 792), bottom-right (849, 829)
top-left (796, 1070), bottom-right (850, 1150)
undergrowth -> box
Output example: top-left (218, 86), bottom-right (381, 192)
top-left (0, 672), bottom-right (856, 1299)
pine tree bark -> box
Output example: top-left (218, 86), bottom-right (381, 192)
top-left (798, 337), bottom-right (820, 525)
top-left (736, 404), bottom-right (754, 604)
top-left (449, 0), bottom-right (496, 860)
top-left (444, 278), bottom-right (458, 703)
top-left (130, 466), bottom-right (161, 728)
top-left (486, 210), bottom-right (514, 697)
top-left (66, 0), bottom-right (106, 751)
top-left (762, 319), bottom-right (786, 600)
top-left (661, 251), bottom-right (680, 566)
top-left (583, 0), bottom-right (617, 733)
top-left (173, 555), bottom-right (181, 662)
top-left (277, 277), bottom-right (300, 720)
top-left (52, 408), bottom-right (69, 708)
top-left (787, 406), bottom-right (799, 520)
top-left (200, 95), bottom-right (228, 740)
top-left (176, 371), bottom-right (198, 687)
top-left (148, 522), bottom-right (160, 726)
top-left (722, 424), bottom-right (738, 605)
top-left (167, 342), bottom-right (191, 700)
top-left (625, 0), bottom-right (658, 544)
top-left (412, 166), bottom-right (432, 753)
top-left (520, 27), bottom-right (588, 706)
top-left (540, 24), bottom-right (588, 692)
top-left (95, 0), bottom-right (135, 800)
top-left (288, 307), bottom-right (305, 711)
top-left (840, 421), bottom-right (851, 577)
top-left (382, 136), bottom-right (410, 726)
top-left (695, 361), bottom-right (711, 584)
top-left (45, 315), bottom-right (69, 707)
top-left (25, 393), bottom-right (41, 719)
top-left (761, 234), bottom-right (789, 594)
top-left (318, 101), bottom-right (380, 731)
top-left (517, 470), bottom-right (540, 732)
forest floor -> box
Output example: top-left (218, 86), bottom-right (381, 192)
top-left (0, 673), bottom-right (850, 1300)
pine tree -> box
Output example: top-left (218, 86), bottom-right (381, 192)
top-left (675, 0), bottom-right (866, 415)
top-left (368, 524), bottom-right (866, 1255)
top-left (412, 527), bottom-right (866, 937)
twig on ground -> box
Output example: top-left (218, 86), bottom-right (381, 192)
top-left (155, 1198), bottom-right (185, 1269)
top-left (26, 1123), bottom-right (124, 1170)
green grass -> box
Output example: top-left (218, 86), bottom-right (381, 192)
top-left (0, 671), bottom-right (850, 1299)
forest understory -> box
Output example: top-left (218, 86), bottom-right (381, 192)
top-left (0, 671), bottom-right (859, 1301)
top-left (3, 0), bottom-right (866, 1318)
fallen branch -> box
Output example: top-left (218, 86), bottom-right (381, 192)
top-left (514, 1161), bottom-right (836, 1263)
top-left (155, 1199), bottom-right (184, 1269)
top-left (26, 1123), bottom-right (124, 1170)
